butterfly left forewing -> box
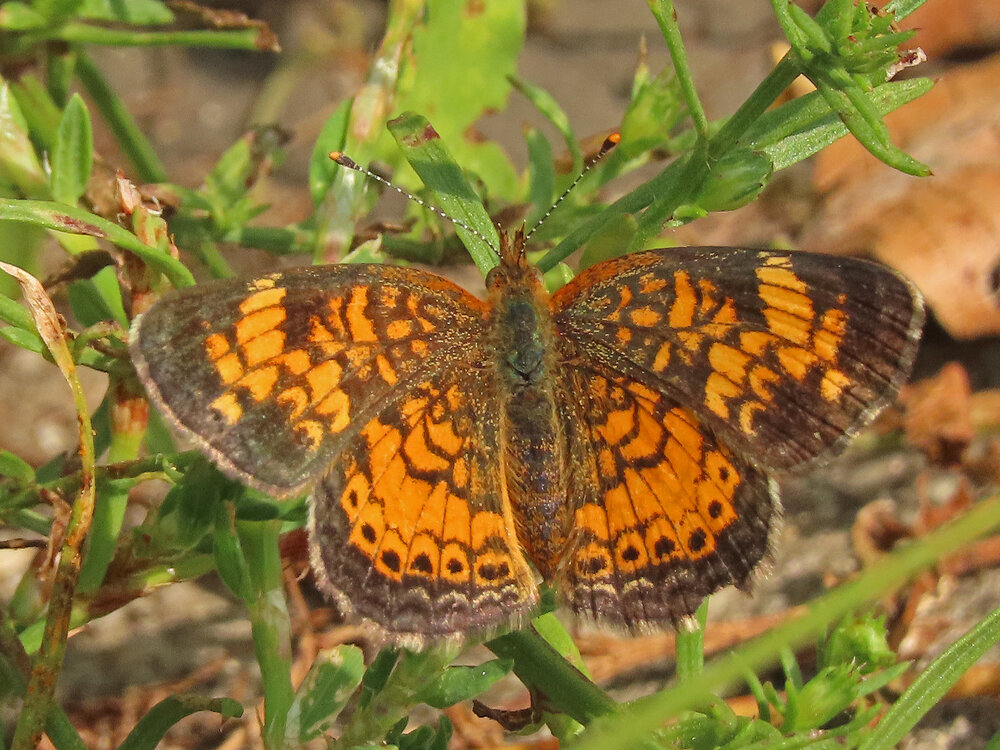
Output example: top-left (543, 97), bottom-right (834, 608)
top-left (552, 247), bottom-right (923, 471)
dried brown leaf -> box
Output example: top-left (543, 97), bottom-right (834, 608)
top-left (803, 55), bottom-right (1000, 339)
top-left (898, 362), bottom-right (974, 465)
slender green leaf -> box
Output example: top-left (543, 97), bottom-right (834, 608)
top-left (116, 695), bottom-right (243, 750)
top-left (388, 112), bottom-right (499, 275)
top-left (310, 100), bottom-right (351, 205)
top-left (524, 127), bottom-right (554, 225)
top-left (0, 450), bottom-right (35, 482)
top-left (510, 75), bottom-right (579, 176)
top-left (0, 325), bottom-right (44, 353)
top-left (414, 659), bottom-right (512, 709)
top-left (0, 199), bottom-right (195, 289)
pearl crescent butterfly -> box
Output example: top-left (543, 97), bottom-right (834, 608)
top-left (130, 228), bottom-right (924, 645)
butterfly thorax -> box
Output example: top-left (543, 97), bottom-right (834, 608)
top-left (487, 231), bottom-right (572, 577)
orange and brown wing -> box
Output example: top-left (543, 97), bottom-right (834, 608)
top-left (130, 264), bottom-right (488, 496)
top-left (552, 247), bottom-right (924, 470)
top-left (131, 263), bottom-right (537, 641)
top-left (550, 247), bottom-right (922, 629)
top-left (555, 364), bottom-right (775, 630)
top-left (310, 364), bottom-right (538, 645)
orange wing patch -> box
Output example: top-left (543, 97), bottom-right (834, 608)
top-left (558, 367), bottom-right (774, 630)
top-left (309, 371), bottom-right (537, 644)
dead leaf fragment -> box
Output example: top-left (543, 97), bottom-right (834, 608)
top-left (898, 362), bottom-right (974, 465)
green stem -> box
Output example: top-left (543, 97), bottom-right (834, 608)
top-left (647, 0), bottom-right (708, 140)
top-left (24, 24), bottom-right (274, 50)
top-left (675, 600), bottom-right (708, 683)
top-left (75, 52), bottom-right (167, 183)
top-left (238, 520), bottom-right (294, 749)
top-left (488, 627), bottom-right (618, 725)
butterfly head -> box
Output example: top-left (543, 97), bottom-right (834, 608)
top-left (485, 228), bottom-right (542, 293)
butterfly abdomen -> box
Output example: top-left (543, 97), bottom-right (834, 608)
top-left (492, 280), bottom-right (573, 578)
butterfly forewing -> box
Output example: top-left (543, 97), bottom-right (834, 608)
top-left (130, 264), bottom-right (493, 496)
top-left (552, 247), bottom-right (924, 471)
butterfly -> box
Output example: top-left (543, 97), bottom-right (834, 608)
top-left (130, 228), bottom-right (923, 645)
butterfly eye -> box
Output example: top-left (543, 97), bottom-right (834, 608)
top-left (485, 265), bottom-right (501, 288)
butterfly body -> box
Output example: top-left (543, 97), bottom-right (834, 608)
top-left (130, 231), bottom-right (923, 644)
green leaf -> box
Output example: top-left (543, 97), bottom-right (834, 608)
top-left (617, 67), bottom-right (683, 160)
top-left (67, 280), bottom-right (113, 326)
top-left (0, 2), bottom-right (48, 30)
top-left (117, 695), bottom-right (243, 750)
top-left (233, 490), bottom-right (282, 521)
top-left (0, 82), bottom-right (48, 198)
top-left (388, 112), bottom-right (500, 275)
top-left (289, 645), bottom-right (365, 742)
top-left (203, 136), bottom-right (256, 227)
top-left (51, 93), bottom-right (94, 205)
top-left (10, 74), bottom-right (64, 151)
top-left (542, 262), bottom-right (574, 294)
top-left (310, 99), bottom-right (351, 205)
top-left (396, 0), bottom-right (525, 198)
top-left (745, 78), bottom-right (932, 171)
top-left (360, 649), bottom-right (399, 709)
top-left (78, 0), bottom-right (173, 24)
top-left (414, 659), bottom-right (512, 709)
top-left (510, 75), bottom-right (579, 176)
top-left (0, 289), bottom-right (36, 330)
top-left (155, 458), bottom-right (234, 551)
top-left (213, 501), bottom-right (253, 601)
top-left (0, 325), bottom-right (44, 353)
top-left (30, 0), bottom-right (84, 24)
top-left (578, 213), bottom-right (639, 271)
top-left (0, 449), bottom-right (35, 482)
top-left (398, 718), bottom-right (452, 750)
top-left (524, 127), bottom-right (554, 224)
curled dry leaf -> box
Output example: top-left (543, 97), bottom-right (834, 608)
top-left (802, 55), bottom-right (1000, 339)
top-left (897, 362), bottom-right (974, 466)
top-left (852, 498), bottom-right (912, 566)
top-left (0, 261), bottom-right (76, 377)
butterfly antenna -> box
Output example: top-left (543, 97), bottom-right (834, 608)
top-left (329, 151), bottom-right (500, 256)
top-left (523, 131), bottom-right (620, 242)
